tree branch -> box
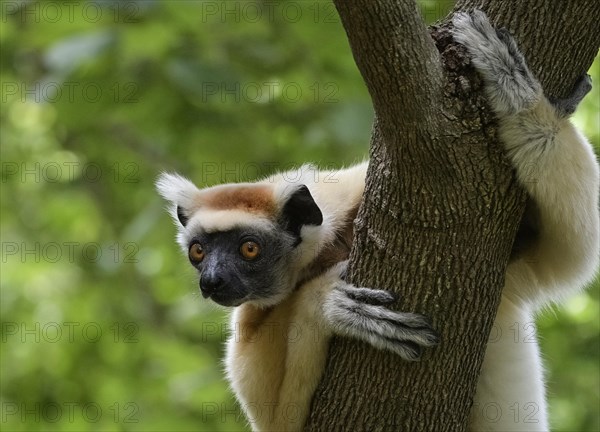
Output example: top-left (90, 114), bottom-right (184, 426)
top-left (333, 0), bottom-right (443, 127)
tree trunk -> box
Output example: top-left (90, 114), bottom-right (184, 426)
top-left (305, 1), bottom-right (600, 431)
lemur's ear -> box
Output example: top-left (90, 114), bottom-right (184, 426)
top-left (280, 185), bottom-right (323, 239)
top-left (175, 206), bottom-right (189, 227)
top-left (156, 173), bottom-right (200, 227)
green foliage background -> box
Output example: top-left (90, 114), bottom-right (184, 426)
top-left (1, 1), bottom-right (598, 431)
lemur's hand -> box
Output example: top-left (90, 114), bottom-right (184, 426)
top-left (324, 261), bottom-right (440, 361)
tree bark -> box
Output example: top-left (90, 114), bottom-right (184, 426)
top-left (305, 1), bottom-right (600, 431)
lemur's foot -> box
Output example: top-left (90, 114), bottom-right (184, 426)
top-left (549, 74), bottom-right (592, 117)
top-left (325, 283), bottom-right (440, 361)
top-left (452, 10), bottom-right (542, 115)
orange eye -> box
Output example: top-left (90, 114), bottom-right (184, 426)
top-left (240, 241), bottom-right (260, 260)
top-left (188, 243), bottom-right (205, 263)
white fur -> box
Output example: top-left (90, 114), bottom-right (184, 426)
top-left (155, 172), bottom-right (199, 223)
top-left (469, 297), bottom-right (548, 431)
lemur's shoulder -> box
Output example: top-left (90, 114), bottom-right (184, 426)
top-left (261, 162), bottom-right (368, 286)
top-left (262, 161), bottom-right (368, 219)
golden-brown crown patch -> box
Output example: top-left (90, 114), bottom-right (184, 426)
top-left (195, 184), bottom-right (276, 216)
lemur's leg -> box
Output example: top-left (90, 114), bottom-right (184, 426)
top-left (469, 297), bottom-right (549, 432)
top-left (453, 10), bottom-right (600, 305)
top-left (323, 261), bottom-right (440, 361)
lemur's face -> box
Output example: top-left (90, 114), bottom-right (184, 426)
top-left (185, 225), bottom-right (297, 307)
top-left (156, 175), bottom-right (323, 308)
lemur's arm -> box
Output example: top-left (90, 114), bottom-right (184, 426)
top-left (276, 261), bottom-right (437, 431)
top-left (230, 260), bottom-right (439, 432)
top-left (453, 11), bottom-right (600, 306)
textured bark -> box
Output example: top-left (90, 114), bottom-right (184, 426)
top-left (305, 1), bottom-right (600, 431)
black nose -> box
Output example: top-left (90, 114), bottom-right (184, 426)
top-left (200, 273), bottom-right (225, 298)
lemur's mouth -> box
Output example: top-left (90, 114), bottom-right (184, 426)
top-left (212, 298), bottom-right (245, 307)
top-left (205, 291), bottom-right (248, 307)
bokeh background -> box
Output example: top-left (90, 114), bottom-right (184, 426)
top-left (1, 1), bottom-right (598, 431)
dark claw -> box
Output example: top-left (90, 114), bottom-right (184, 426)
top-left (573, 74), bottom-right (593, 100)
top-left (345, 288), bottom-right (398, 306)
top-left (580, 73), bottom-right (593, 88)
top-left (376, 289), bottom-right (398, 305)
top-left (401, 341), bottom-right (423, 361)
top-left (426, 329), bottom-right (441, 346)
top-left (406, 318), bottom-right (440, 346)
top-left (550, 74), bottom-right (592, 116)
top-left (495, 27), bottom-right (511, 41)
